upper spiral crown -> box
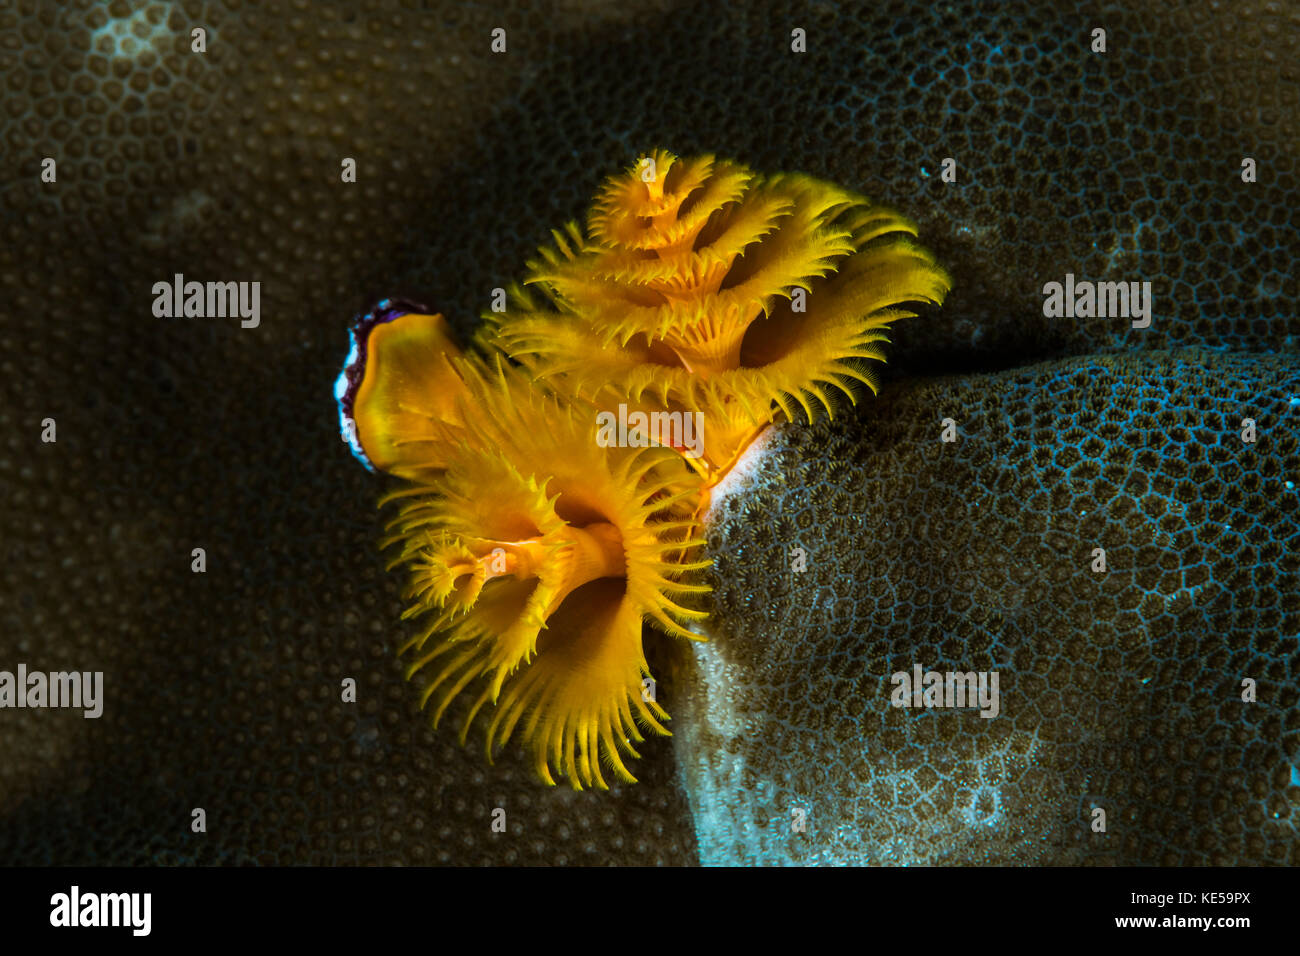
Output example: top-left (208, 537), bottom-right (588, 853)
top-left (486, 148), bottom-right (952, 481)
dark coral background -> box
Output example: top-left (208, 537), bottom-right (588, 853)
top-left (0, 0), bottom-right (1295, 864)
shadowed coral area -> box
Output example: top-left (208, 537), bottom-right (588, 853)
top-left (0, 0), bottom-right (1296, 864)
top-left (677, 350), bottom-right (1299, 865)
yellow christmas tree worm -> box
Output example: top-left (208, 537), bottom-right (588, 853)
top-left (339, 151), bottom-right (952, 789)
top-left (483, 150), bottom-right (951, 489)
top-left (340, 314), bottom-right (710, 788)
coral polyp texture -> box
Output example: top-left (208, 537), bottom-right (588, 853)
top-left (679, 351), bottom-right (1299, 865)
top-left (339, 152), bottom-right (949, 788)
top-left (486, 149), bottom-right (951, 486)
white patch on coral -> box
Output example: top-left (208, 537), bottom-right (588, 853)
top-left (140, 189), bottom-right (212, 247)
top-left (679, 612), bottom-right (1047, 864)
top-left (90, 2), bottom-right (176, 61)
top-left (675, 637), bottom-right (770, 864)
top-left (699, 422), bottom-right (782, 527)
top-left (962, 784), bottom-right (1004, 829)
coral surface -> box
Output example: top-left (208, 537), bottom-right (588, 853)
top-left (679, 350), bottom-right (1299, 865)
